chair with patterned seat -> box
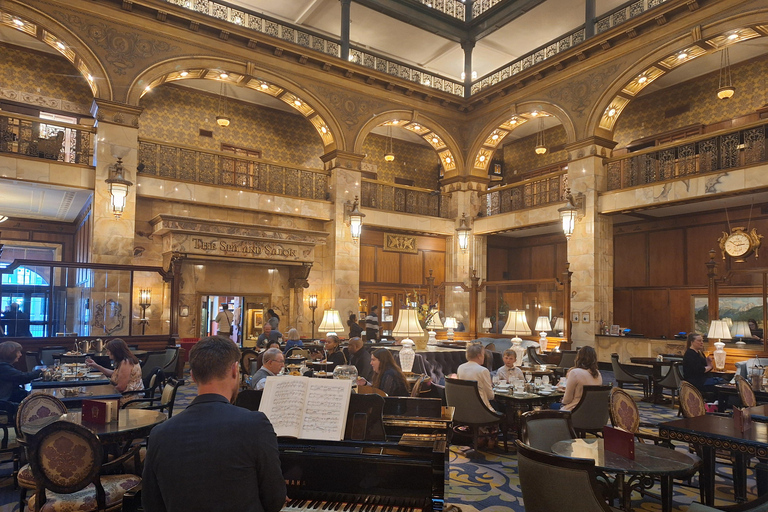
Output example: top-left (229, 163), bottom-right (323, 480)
top-left (609, 387), bottom-right (670, 446)
top-left (679, 381), bottom-right (709, 418)
top-left (15, 394), bottom-right (68, 511)
top-left (27, 421), bottom-right (141, 512)
top-left (736, 375), bottom-right (759, 408)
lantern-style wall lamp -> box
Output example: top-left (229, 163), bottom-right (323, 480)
top-left (345, 196), bottom-right (365, 242)
top-left (106, 157), bottom-right (133, 219)
top-left (457, 213), bottom-right (471, 251)
top-left (558, 188), bottom-right (584, 240)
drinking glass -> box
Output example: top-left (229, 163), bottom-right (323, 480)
top-left (53, 358), bottom-right (61, 369)
top-left (524, 371), bottom-right (532, 383)
top-left (542, 375), bottom-right (550, 386)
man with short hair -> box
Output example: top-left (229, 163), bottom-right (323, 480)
top-left (251, 348), bottom-right (285, 390)
top-left (365, 306), bottom-right (380, 341)
top-left (214, 303), bottom-right (234, 338)
top-left (457, 343), bottom-right (495, 410)
top-left (257, 323), bottom-right (282, 349)
top-left (142, 336), bottom-right (286, 512)
top-left (346, 337), bottom-right (372, 381)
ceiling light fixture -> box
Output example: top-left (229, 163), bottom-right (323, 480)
top-left (384, 125), bottom-right (395, 162)
top-left (180, 70), bottom-right (189, 77)
top-left (0, 215), bottom-right (8, 223)
top-left (534, 118), bottom-right (547, 155)
top-left (677, 52), bottom-right (688, 60)
top-left (216, 81), bottom-right (230, 127)
top-left (260, 82), bottom-right (269, 89)
top-left (219, 72), bottom-right (228, 79)
top-left (607, 107), bottom-right (617, 117)
top-left (294, 99), bottom-right (302, 106)
top-left (728, 33), bottom-right (739, 40)
top-left (491, 133), bottom-right (499, 140)
top-left (717, 47), bottom-right (735, 99)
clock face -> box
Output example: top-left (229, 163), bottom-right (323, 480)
top-left (725, 233), bottom-right (751, 257)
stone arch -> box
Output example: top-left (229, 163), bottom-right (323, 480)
top-left (466, 101), bottom-right (576, 179)
top-left (126, 57), bottom-right (345, 153)
top-left (2, 1), bottom-right (112, 100)
top-left (586, 8), bottom-right (768, 140)
top-left (354, 110), bottom-right (464, 179)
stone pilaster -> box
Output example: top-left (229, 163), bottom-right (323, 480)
top-left (565, 137), bottom-right (616, 347)
top-left (90, 99), bottom-right (143, 264)
top-left (320, 151), bottom-right (364, 326)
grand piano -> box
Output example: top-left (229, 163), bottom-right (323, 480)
top-left (123, 394), bottom-right (452, 512)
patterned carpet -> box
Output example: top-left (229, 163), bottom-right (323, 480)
top-left (0, 371), bottom-right (758, 512)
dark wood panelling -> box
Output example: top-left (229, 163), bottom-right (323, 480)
top-left (669, 288), bottom-right (699, 332)
top-left (613, 289), bottom-right (633, 328)
top-left (649, 229), bottom-right (685, 286)
top-left (400, 253), bottom-right (422, 285)
top-left (556, 243), bottom-right (568, 277)
top-left (530, 245), bottom-right (555, 279)
top-left (376, 248), bottom-right (400, 283)
top-left (508, 247), bottom-right (532, 280)
top-left (424, 251), bottom-right (445, 285)
top-left (360, 245), bottom-right (376, 282)
top-left (487, 247), bottom-right (508, 281)
top-left (631, 289), bottom-right (669, 338)
top-left (614, 233), bottom-right (647, 287)
top-left (685, 224), bottom-right (726, 286)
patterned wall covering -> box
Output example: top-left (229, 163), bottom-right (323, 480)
top-left (502, 125), bottom-right (568, 181)
top-left (362, 134), bottom-right (440, 190)
top-left (0, 44), bottom-right (92, 115)
top-left (139, 85), bottom-right (325, 169)
top-left (613, 54), bottom-right (768, 149)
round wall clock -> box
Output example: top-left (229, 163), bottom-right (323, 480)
top-left (718, 227), bottom-right (763, 263)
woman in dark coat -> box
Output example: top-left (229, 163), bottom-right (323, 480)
top-left (0, 341), bottom-right (42, 404)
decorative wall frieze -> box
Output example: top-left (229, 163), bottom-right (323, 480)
top-left (91, 99), bottom-right (143, 127)
top-left (0, 88), bottom-right (90, 115)
top-left (565, 136), bottom-right (618, 160)
top-left (310, 85), bottom-right (388, 131)
top-left (383, 233), bottom-right (418, 254)
top-left (547, 62), bottom-right (624, 118)
top-left (321, 150), bottom-right (365, 171)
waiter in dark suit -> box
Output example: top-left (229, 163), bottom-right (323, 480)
top-left (143, 336), bottom-right (286, 512)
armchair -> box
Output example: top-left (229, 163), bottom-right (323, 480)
top-left (121, 377), bottom-right (184, 418)
top-left (520, 409), bottom-right (575, 452)
top-left (445, 378), bottom-right (507, 452)
top-left (569, 385), bottom-right (612, 438)
top-left (611, 353), bottom-right (651, 398)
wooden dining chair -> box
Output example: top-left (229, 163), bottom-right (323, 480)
top-left (608, 387), bottom-right (671, 446)
top-left (27, 421), bottom-right (141, 512)
top-left (679, 381), bottom-right (708, 418)
top-left (121, 377), bottom-right (185, 418)
top-left (735, 375), bottom-right (758, 407)
top-left (16, 394), bottom-right (68, 512)
top-left (240, 349), bottom-right (258, 388)
top-left (516, 439), bottom-right (621, 512)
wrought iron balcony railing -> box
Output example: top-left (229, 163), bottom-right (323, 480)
top-left (482, 165), bottom-right (568, 216)
top-left (361, 179), bottom-right (448, 218)
top-left (605, 122), bottom-right (767, 191)
top-left (137, 138), bottom-right (330, 201)
top-left (0, 112), bottom-right (93, 165)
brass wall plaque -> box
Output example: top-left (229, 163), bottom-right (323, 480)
top-left (384, 233), bottom-right (418, 254)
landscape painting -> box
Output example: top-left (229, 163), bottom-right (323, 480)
top-left (693, 295), bottom-right (763, 335)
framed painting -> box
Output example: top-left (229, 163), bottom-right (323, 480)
top-left (692, 295), bottom-right (763, 336)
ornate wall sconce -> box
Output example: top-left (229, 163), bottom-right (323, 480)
top-left (308, 294), bottom-right (318, 339)
top-left (456, 213), bottom-right (471, 251)
top-left (138, 289), bottom-right (151, 335)
top-left (106, 157), bottom-right (133, 219)
top-left (345, 196), bottom-right (365, 242)
top-left (558, 188), bottom-right (585, 239)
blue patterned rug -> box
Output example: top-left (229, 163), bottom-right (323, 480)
top-left (0, 371), bottom-right (758, 511)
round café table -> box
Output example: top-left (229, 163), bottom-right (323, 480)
top-left (22, 409), bottom-right (167, 448)
top-left (552, 438), bottom-right (699, 512)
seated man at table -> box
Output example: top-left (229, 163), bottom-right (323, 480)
top-left (457, 343), bottom-right (495, 411)
top-left (0, 341), bottom-right (42, 404)
top-left (251, 348), bottom-right (285, 390)
top-left (345, 337), bottom-right (372, 382)
top-left (143, 336), bottom-right (286, 512)
top-left (257, 323), bottom-right (282, 349)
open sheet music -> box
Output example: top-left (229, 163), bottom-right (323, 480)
top-left (259, 376), bottom-right (352, 441)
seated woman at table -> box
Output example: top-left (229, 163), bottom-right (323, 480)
top-left (553, 346), bottom-right (602, 411)
top-left (495, 349), bottom-right (524, 382)
top-left (320, 335), bottom-right (348, 366)
top-left (682, 332), bottom-right (719, 394)
top-left (283, 328), bottom-right (304, 355)
top-left (358, 348), bottom-right (409, 397)
top-left (0, 341), bottom-right (43, 404)
top-left (85, 338), bottom-right (143, 405)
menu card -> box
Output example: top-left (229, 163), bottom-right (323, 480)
top-left (82, 399), bottom-right (119, 424)
top-left (259, 376), bottom-right (352, 441)
top-left (603, 426), bottom-right (635, 459)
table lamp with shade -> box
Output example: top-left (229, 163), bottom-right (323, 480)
top-left (425, 310), bottom-right (443, 345)
top-left (318, 309), bottom-right (344, 337)
top-left (503, 310), bottom-right (530, 366)
top-left (444, 317), bottom-right (458, 341)
top-left (534, 316), bottom-right (551, 352)
top-left (553, 317), bottom-right (565, 351)
top-left (392, 309), bottom-right (423, 372)
top-left (482, 317), bottom-right (492, 333)
top-left (707, 319), bottom-right (731, 371)
top-left (730, 321), bottom-right (751, 346)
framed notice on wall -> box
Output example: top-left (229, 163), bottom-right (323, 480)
top-left (572, 312), bottom-right (580, 323)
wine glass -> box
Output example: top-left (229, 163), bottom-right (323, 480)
top-left (524, 371), bottom-right (532, 383)
top-left (542, 375), bottom-right (550, 386)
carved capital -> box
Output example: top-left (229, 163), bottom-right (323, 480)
top-left (91, 99), bottom-right (143, 128)
top-left (321, 150), bottom-right (366, 171)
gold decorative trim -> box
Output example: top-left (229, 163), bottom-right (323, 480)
top-left (384, 233), bottom-right (418, 254)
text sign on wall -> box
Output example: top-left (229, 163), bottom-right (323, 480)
top-left (167, 233), bottom-right (314, 263)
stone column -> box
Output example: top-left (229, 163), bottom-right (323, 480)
top-left (565, 137), bottom-right (616, 347)
top-left (90, 99), bottom-right (143, 264)
top-left (320, 150), bottom-right (364, 328)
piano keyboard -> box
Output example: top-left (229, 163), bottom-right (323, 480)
top-left (283, 493), bottom-right (431, 512)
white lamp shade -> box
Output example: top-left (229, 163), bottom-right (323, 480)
top-left (553, 317), bottom-right (565, 332)
top-left (559, 208), bottom-right (577, 238)
top-left (426, 312), bottom-right (443, 329)
top-left (482, 317), bottom-right (492, 329)
top-left (707, 320), bottom-right (732, 340)
top-left (722, 317), bottom-right (733, 328)
top-left (444, 317), bottom-right (458, 329)
top-left (534, 316), bottom-right (551, 333)
top-left (502, 310), bottom-right (530, 336)
top-left (349, 215), bottom-right (363, 239)
top-left (392, 309), bottom-right (424, 338)
top-left (731, 321), bottom-right (751, 338)
top-left (318, 309), bottom-right (344, 335)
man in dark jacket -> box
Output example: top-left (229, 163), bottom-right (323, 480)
top-left (143, 336), bottom-right (286, 512)
top-left (365, 306), bottom-right (380, 341)
top-left (346, 337), bottom-right (372, 382)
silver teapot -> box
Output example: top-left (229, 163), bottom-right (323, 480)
top-left (79, 340), bottom-right (92, 353)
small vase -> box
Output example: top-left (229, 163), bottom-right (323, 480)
top-left (713, 341), bottom-right (726, 371)
top-left (400, 340), bottom-right (416, 373)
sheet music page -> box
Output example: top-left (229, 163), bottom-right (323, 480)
top-left (299, 379), bottom-right (352, 441)
top-left (259, 376), bottom-right (308, 438)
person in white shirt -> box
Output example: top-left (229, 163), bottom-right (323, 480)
top-left (457, 343), bottom-right (496, 411)
top-left (496, 349), bottom-right (524, 382)
top-left (214, 303), bottom-right (234, 338)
